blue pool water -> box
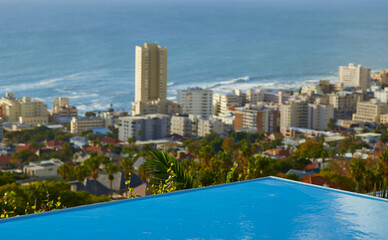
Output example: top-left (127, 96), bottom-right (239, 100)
top-left (1, 177), bottom-right (387, 239)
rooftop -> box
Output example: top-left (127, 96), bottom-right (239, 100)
top-left (1, 177), bottom-right (387, 239)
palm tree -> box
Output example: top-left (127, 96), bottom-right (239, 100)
top-left (74, 165), bottom-right (89, 184)
top-left (57, 164), bottom-right (70, 181)
top-left (144, 148), bottom-right (194, 190)
top-left (105, 162), bottom-right (120, 198)
top-left (120, 157), bottom-right (136, 177)
top-left (84, 156), bottom-right (104, 195)
top-left (379, 148), bottom-right (388, 180)
top-left (350, 158), bottom-right (366, 192)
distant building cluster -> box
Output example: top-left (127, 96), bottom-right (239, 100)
top-left (1, 42), bottom-right (388, 199)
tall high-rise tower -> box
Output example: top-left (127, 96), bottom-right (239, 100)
top-left (132, 43), bottom-right (167, 115)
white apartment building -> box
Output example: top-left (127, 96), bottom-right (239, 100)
top-left (197, 118), bottom-right (231, 137)
top-left (371, 87), bottom-right (388, 103)
top-left (170, 114), bottom-right (231, 137)
top-left (307, 103), bottom-right (334, 130)
top-left (213, 92), bottom-right (242, 117)
top-left (352, 99), bottom-right (388, 123)
top-left (339, 63), bottom-right (371, 90)
top-left (263, 91), bottom-right (290, 104)
top-left (70, 117), bottom-right (105, 134)
top-left (0, 93), bottom-right (48, 124)
top-left (177, 88), bottom-right (213, 119)
top-left (118, 114), bottom-right (170, 142)
top-left (132, 43), bottom-right (168, 115)
top-left (246, 89), bottom-right (264, 104)
top-left (23, 159), bottom-right (63, 178)
top-left (170, 114), bottom-right (197, 137)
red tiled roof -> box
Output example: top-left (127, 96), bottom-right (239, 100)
top-left (101, 137), bottom-right (121, 145)
top-left (0, 155), bottom-right (17, 164)
top-left (16, 145), bottom-right (39, 152)
top-left (301, 175), bottom-right (343, 190)
top-left (84, 146), bottom-right (107, 153)
top-left (46, 140), bottom-right (66, 148)
top-left (305, 161), bottom-right (318, 170)
top-left (65, 161), bottom-right (76, 167)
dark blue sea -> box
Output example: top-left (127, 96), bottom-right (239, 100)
top-left (1, 0), bottom-right (388, 112)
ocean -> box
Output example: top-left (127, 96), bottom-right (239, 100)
top-left (1, 0), bottom-right (388, 112)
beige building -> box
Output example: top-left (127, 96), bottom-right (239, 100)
top-left (380, 114), bottom-right (388, 123)
top-left (372, 70), bottom-right (388, 85)
top-left (280, 99), bottom-right (333, 130)
top-left (0, 93), bottom-right (48, 124)
top-left (328, 91), bottom-right (360, 120)
top-left (132, 43), bottom-right (168, 116)
top-left (234, 105), bottom-right (279, 133)
top-left (50, 97), bottom-right (78, 123)
top-left (339, 63), bottom-right (371, 90)
top-left (352, 99), bottom-right (388, 123)
top-left (70, 117), bottom-right (105, 134)
top-left (166, 101), bottom-right (181, 115)
top-left (280, 100), bottom-right (308, 129)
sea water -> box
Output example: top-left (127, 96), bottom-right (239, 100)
top-left (1, 0), bottom-right (388, 112)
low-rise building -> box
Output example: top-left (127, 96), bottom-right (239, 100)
top-left (23, 159), bottom-right (63, 178)
top-left (356, 133), bottom-right (382, 144)
top-left (70, 117), bottom-right (105, 134)
top-left (281, 127), bottom-right (339, 138)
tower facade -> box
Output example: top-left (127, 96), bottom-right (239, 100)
top-left (339, 63), bottom-right (371, 90)
top-left (132, 43), bottom-right (167, 115)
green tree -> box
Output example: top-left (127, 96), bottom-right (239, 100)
top-left (57, 164), bottom-right (72, 181)
top-left (84, 155), bottom-right (109, 195)
top-left (350, 158), bottom-right (366, 192)
top-left (328, 118), bottom-right (337, 130)
top-left (144, 149), bottom-right (194, 190)
top-left (120, 157), bottom-right (136, 177)
top-left (74, 165), bottom-right (90, 184)
top-left (12, 150), bottom-right (38, 163)
top-left (104, 163), bottom-right (120, 198)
